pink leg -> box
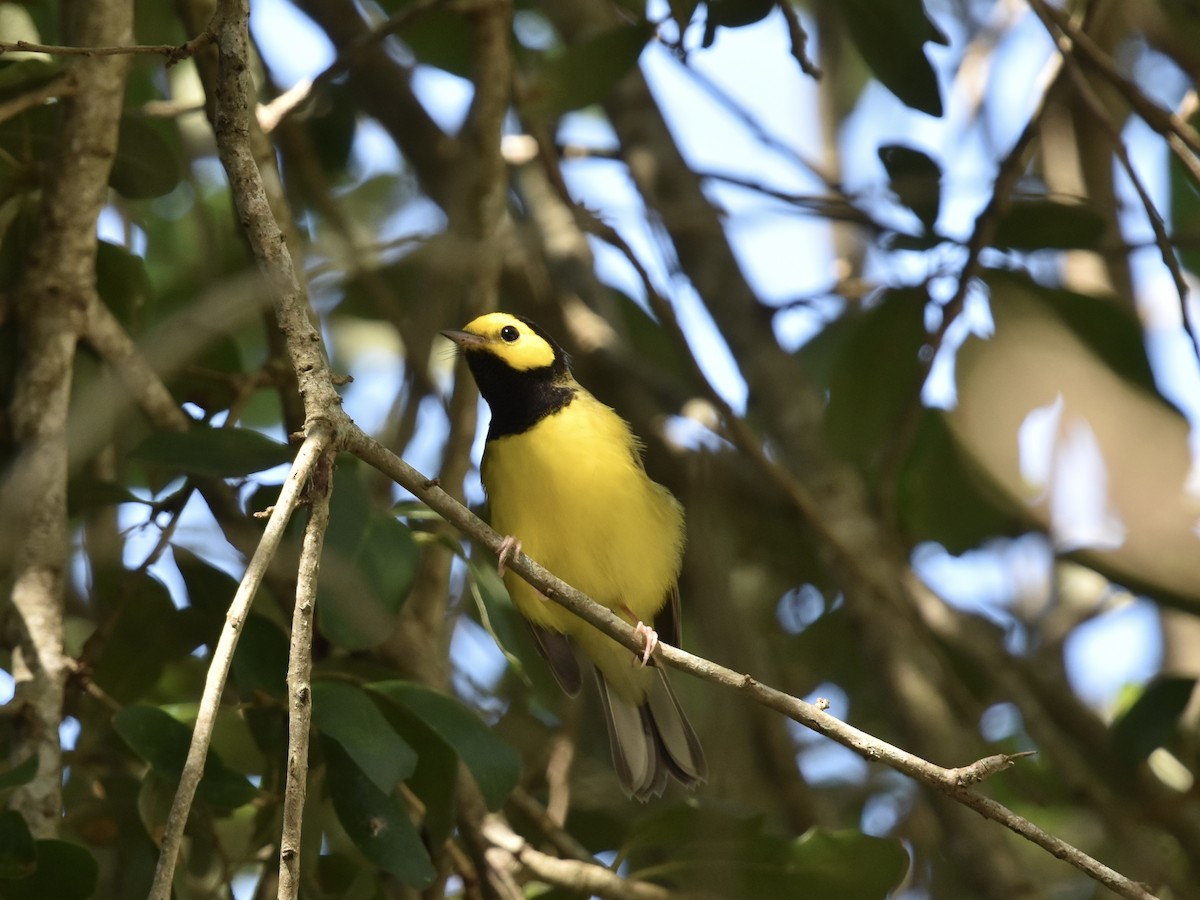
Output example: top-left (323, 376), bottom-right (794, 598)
top-left (497, 535), bottom-right (522, 578)
top-left (633, 621), bottom-right (658, 666)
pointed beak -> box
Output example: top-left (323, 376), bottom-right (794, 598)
top-left (441, 329), bottom-right (489, 350)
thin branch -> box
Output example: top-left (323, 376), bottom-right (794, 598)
top-left (278, 451), bottom-right (334, 900)
top-left (0, 31), bottom-right (214, 66)
top-left (343, 429), bottom-right (1159, 900)
top-left (0, 72), bottom-right (75, 125)
top-left (148, 424), bottom-right (335, 900)
top-left (777, 0), bottom-right (821, 79)
top-left (481, 816), bottom-right (700, 900)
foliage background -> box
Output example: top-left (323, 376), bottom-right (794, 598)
top-left (0, 0), bottom-right (1199, 898)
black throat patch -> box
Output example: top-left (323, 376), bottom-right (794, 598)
top-left (465, 349), bottom-right (576, 440)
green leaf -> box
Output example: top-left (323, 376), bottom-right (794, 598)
top-left (820, 287), bottom-right (929, 475)
top-left (317, 463), bottom-right (419, 650)
top-left (230, 615), bottom-right (290, 700)
top-left (129, 426), bottom-right (293, 479)
top-left (702, 0), bottom-right (776, 46)
top-left (1111, 676), bottom-right (1196, 766)
top-left (897, 410), bottom-right (1025, 552)
top-left (0, 758), bottom-right (37, 794)
top-left (524, 25), bottom-right (651, 118)
top-left (96, 240), bottom-right (154, 331)
top-left (0, 59), bottom-right (64, 101)
top-left (379, 701), bottom-right (459, 847)
top-left (173, 545), bottom-right (239, 644)
top-left (109, 115), bottom-right (183, 200)
top-left (781, 828), bottom-right (910, 899)
top-left (837, 0), bottom-right (946, 116)
top-left (879, 144), bottom-right (941, 233)
top-left (1169, 111), bottom-right (1200, 275)
top-left (322, 738), bottom-right (435, 887)
top-left (312, 680), bottom-right (417, 794)
top-left (0, 812), bottom-right (35, 880)
top-left (369, 681), bottom-right (519, 810)
top-left (991, 198), bottom-right (1107, 251)
top-left (113, 705), bottom-right (258, 811)
top-left (90, 570), bottom-right (194, 703)
top-left (0, 840), bottom-right (98, 900)
top-left (394, 8), bottom-right (473, 78)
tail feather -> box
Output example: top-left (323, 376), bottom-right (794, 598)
top-left (596, 669), bottom-right (706, 801)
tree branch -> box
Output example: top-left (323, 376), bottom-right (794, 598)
top-left (0, 31), bottom-right (213, 65)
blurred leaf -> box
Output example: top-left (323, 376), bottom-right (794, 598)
top-left (317, 463), bottom-right (419, 650)
top-left (303, 81), bottom-right (358, 176)
top-left (322, 738), bottom-right (436, 887)
top-left (0, 812), bottom-right (35, 880)
top-left (66, 475), bottom-right (143, 517)
top-left (90, 570), bottom-right (194, 703)
top-left (129, 426), bottom-right (292, 479)
top-left (0, 59), bottom-right (63, 101)
top-left (0, 759), bottom-right (37, 794)
top-left (109, 115), bottom-right (183, 200)
top-left (1169, 110), bottom-right (1200, 275)
top-left (370, 681), bottom-right (519, 810)
top-left (987, 270), bottom-right (1161, 399)
top-left (879, 144), bottom-right (941, 233)
top-left (96, 240), bottom-right (153, 330)
top-left (231, 615), bottom-right (290, 700)
top-left (897, 410), bottom-right (1026, 551)
top-left (626, 804), bottom-right (908, 897)
top-left (837, 0), bottom-right (946, 116)
top-left (1111, 676), bottom-right (1196, 766)
top-left (524, 25), bottom-right (651, 118)
top-left (173, 545), bottom-right (239, 643)
top-left (991, 198), bottom-right (1107, 251)
top-left (820, 287), bottom-right (928, 475)
top-left (312, 680), bottom-right (417, 794)
top-left (113, 705), bottom-right (258, 811)
top-left (396, 8), bottom-right (473, 77)
top-left (0, 839), bottom-right (97, 900)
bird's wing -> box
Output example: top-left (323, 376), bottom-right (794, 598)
top-left (527, 623), bottom-right (582, 696)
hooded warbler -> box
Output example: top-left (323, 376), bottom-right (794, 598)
top-left (443, 312), bottom-right (706, 800)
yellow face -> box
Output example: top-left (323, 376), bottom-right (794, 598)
top-left (456, 313), bottom-right (559, 372)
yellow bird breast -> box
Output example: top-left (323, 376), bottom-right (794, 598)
top-left (481, 392), bottom-right (684, 639)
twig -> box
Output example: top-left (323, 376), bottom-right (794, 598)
top-left (343, 429), bottom-right (1158, 900)
top-left (148, 424), bottom-right (334, 900)
top-left (777, 1), bottom-right (821, 79)
top-left (0, 31), bottom-right (214, 66)
top-left (0, 72), bottom-right (75, 125)
top-left (277, 452), bottom-right (334, 900)
top-left (481, 816), bottom-right (698, 900)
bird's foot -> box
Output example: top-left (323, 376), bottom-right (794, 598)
top-left (633, 621), bottom-right (658, 667)
top-left (497, 535), bottom-right (522, 578)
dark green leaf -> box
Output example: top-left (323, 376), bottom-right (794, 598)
top-left (1169, 110), bottom-right (1200, 275)
top-left (90, 571), bottom-right (194, 702)
top-left (991, 198), bottom-right (1107, 251)
top-left (96, 240), bottom-right (154, 330)
top-left (879, 144), bottom-right (941, 233)
top-left (524, 25), bottom-right (651, 118)
top-left (395, 8), bottom-right (473, 78)
top-left (781, 828), bottom-right (910, 899)
top-left (113, 705), bottom-right (258, 811)
top-left (173, 545), bottom-right (239, 643)
top-left (66, 475), bottom-right (144, 517)
top-left (1111, 676), bottom-right (1196, 766)
top-left (821, 287), bottom-right (929, 475)
top-left (231, 615), bottom-right (290, 700)
top-left (0, 59), bottom-right (63, 101)
top-left (129, 426), bottom-right (292, 479)
top-left (323, 738), bottom-right (435, 887)
top-left (312, 680), bottom-right (417, 794)
top-left (702, 0), bottom-right (777, 44)
top-left (897, 410), bottom-right (1025, 552)
top-left (370, 681), bottom-right (519, 810)
top-left (382, 701), bottom-right (459, 847)
top-left (0, 759), bottom-right (37, 794)
top-left (109, 115), bottom-right (183, 200)
top-left (317, 463), bottom-right (419, 650)
top-left (837, 0), bottom-right (946, 116)
top-left (0, 812), bottom-right (35, 880)
top-left (0, 840), bottom-right (98, 900)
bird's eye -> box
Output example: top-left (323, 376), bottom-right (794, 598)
top-left (500, 325), bottom-right (520, 342)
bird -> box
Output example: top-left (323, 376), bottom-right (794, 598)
top-left (442, 312), bottom-right (706, 800)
